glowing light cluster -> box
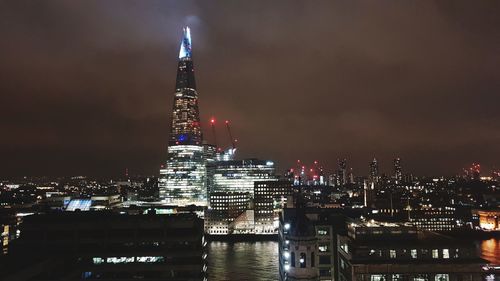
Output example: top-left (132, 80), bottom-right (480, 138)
top-left (178, 26), bottom-right (192, 59)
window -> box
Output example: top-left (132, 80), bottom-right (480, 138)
top-left (442, 249), bottom-right (449, 259)
top-left (392, 274), bottom-right (404, 281)
top-left (371, 274), bottom-right (386, 281)
top-left (300, 253), bottom-right (306, 268)
top-left (414, 274), bottom-right (429, 281)
top-left (291, 252), bottom-right (295, 267)
top-left (411, 249), bottom-right (417, 259)
top-left (319, 269), bottom-right (331, 277)
top-left (340, 258), bottom-right (347, 269)
top-left (340, 242), bottom-right (349, 253)
top-left (319, 255), bottom-right (331, 264)
top-left (390, 249), bottom-right (396, 258)
top-left (435, 274), bottom-right (449, 281)
top-left (432, 249), bottom-right (439, 259)
top-left (319, 244), bottom-right (329, 252)
top-left (311, 252), bottom-right (315, 267)
top-left (317, 228), bottom-right (329, 236)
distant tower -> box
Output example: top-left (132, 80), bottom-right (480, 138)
top-left (369, 158), bottom-right (379, 183)
top-left (159, 27), bottom-right (207, 206)
top-left (364, 180), bottom-right (376, 208)
top-left (337, 158), bottom-right (347, 186)
top-left (394, 157), bottom-right (402, 183)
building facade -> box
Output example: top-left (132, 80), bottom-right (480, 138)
top-left (279, 206), bottom-right (488, 281)
top-left (254, 180), bottom-right (295, 234)
top-left (209, 159), bottom-right (277, 197)
top-left (5, 212), bottom-right (207, 281)
top-left (204, 192), bottom-right (251, 235)
top-left (159, 27), bottom-right (207, 206)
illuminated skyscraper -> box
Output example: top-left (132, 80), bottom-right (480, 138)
top-left (337, 158), bottom-right (347, 186)
top-left (369, 157), bottom-right (379, 183)
top-left (159, 27), bottom-right (207, 206)
top-left (394, 157), bottom-right (402, 183)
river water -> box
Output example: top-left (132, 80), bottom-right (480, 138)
top-left (208, 241), bottom-right (278, 281)
top-left (207, 239), bottom-right (500, 281)
top-left (480, 238), bottom-right (500, 265)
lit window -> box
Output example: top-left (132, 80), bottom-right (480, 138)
top-left (432, 249), bottom-right (439, 259)
top-left (442, 249), bottom-right (449, 259)
top-left (319, 244), bottom-right (329, 252)
top-left (371, 274), bottom-right (386, 281)
top-left (300, 253), bottom-right (306, 268)
top-left (340, 243), bottom-right (349, 253)
top-left (390, 250), bottom-right (396, 258)
top-left (411, 249), bottom-right (417, 259)
top-left (435, 274), bottom-right (449, 281)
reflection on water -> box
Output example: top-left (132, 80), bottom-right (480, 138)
top-left (481, 238), bottom-right (500, 265)
top-left (208, 241), bottom-right (278, 281)
top-left (207, 239), bottom-right (500, 280)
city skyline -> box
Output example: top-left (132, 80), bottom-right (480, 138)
top-left (1, 1), bottom-right (500, 177)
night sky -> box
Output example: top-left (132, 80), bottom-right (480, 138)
top-left (1, 1), bottom-right (499, 177)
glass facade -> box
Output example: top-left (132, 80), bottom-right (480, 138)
top-left (160, 145), bottom-right (206, 205)
top-left (210, 159), bottom-right (276, 197)
top-left (159, 27), bottom-right (207, 206)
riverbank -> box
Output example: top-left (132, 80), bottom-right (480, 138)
top-left (207, 234), bottom-right (278, 242)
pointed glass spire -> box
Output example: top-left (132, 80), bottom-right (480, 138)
top-left (178, 26), bottom-right (192, 59)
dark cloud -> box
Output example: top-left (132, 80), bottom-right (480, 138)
top-left (0, 0), bottom-right (499, 177)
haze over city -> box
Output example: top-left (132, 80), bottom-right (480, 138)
top-left (1, 1), bottom-right (499, 177)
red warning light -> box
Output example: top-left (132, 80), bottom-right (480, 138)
top-left (210, 118), bottom-right (215, 124)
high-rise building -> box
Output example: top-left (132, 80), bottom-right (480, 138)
top-left (159, 27), bottom-right (207, 206)
top-left (337, 158), bottom-right (347, 186)
top-left (369, 158), bottom-right (379, 183)
top-left (394, 157), bottom-right (402, 183)
top-left (209, 159), bottom-right (277, 197)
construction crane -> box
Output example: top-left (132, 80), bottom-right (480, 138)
top-left (210, 117), bottom-right (218, 150)
top-left (225, 120), bottom-right (237, 150)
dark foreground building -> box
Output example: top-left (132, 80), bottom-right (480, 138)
top-left (279, 206), bottom-right (490, 281)
top-left (2, 212), bottom-right (207, 281)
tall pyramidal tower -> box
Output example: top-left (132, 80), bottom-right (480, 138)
top-left (159, 27), bottom-right (207, 206)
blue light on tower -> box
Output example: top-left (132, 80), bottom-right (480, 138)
top-left (177, 134), bottom-right (187, 142)
top-left (178, 26), bottom-right (192, 59)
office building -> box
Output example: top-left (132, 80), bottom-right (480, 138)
top-left (254, 180), bottom-right (295, 234)
top-left (4, 212), bottom-right (207, 281)
top-left (159, 27), bottom-right (207, 206)
top-left (205, 192), bottom-right (251, 235)
top-left (209, 159), bottom-right (277, 197)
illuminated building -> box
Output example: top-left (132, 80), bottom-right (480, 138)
top-left (204, 192), bottom-right (251, 235)
top-left (337, 159), bottom-right (348, 186)
top-left (364, 180), bottom-right (376, 208)
top-left (279, 202), bottom-right (319, 281)
top-left (394, 157), bottom-right (402, 183)
top-left (6, 212), bottom-right (207, 280)
top-left (279, 205), bottom-right (488, 281)
top-left (409, 207), bottom-right (465, 232)
top-left (209, 159), bottom-right (277, 197)
top-left (369, 158), bottom-right (379, 183)
top-left (473, 209), bottom-right (500, 231)
top-left (254, 180), bottom-right (294, 234)
top-left (337, 221), bottom-right (487, 281)
top-left (159, 27), bottom-right (207, 206)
